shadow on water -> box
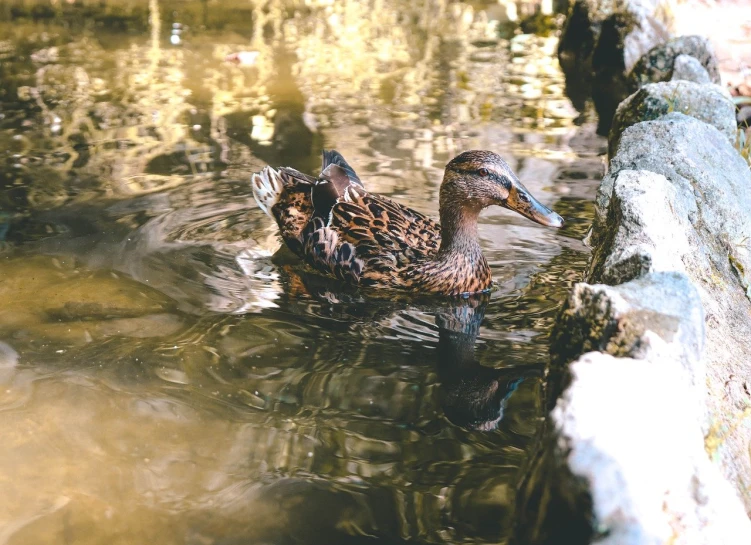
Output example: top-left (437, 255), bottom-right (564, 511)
top-left (0, 1), bottom-right (604, 543)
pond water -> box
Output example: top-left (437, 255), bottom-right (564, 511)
top-left (0, 1), bottom-right (604, 544)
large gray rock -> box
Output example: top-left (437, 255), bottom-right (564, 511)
top-left (590, 169), bottom-right (695, 284)
top-left (671, 54), bottom-right (712, 84)
top-left (596, 114), bottom-right (751, 278)
top-left (551, 352), bottom-right (751, 545)
top-left (516, 111), bottom-right (751, 542)
top-left (608, 81), bottom-right (736, 158)
top-left (550, 273), bottom-right (705, 405)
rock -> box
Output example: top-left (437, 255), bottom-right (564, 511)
top-left (628, 35), bottom-right (721, 90)
top-left (737, 105), bottom-right (751, 126)
top-left (599, 114), bottom-right (751, 258)
top-left (0, 341), bottom-right (18, 369)
top-left (518, 271), bottom-right (718, 545)
top-left (557, 0), bottom-right (673, 124)
top-left (549, 273), bottom-right (706, 407)
top-left (591, 113), bottom-right (751, 512)
top-left (92, 313), bottom-right (184, 339)
top-left (519, 352), bottom-right (751, 545)
top-left (672, 54), bottom-right (711, 84)
top-left (608, 81), bottom-right (736, 157)
top-left (589, 170), bottom-right (693, 285)
top-left (0, 341), bottom-right (19, 385)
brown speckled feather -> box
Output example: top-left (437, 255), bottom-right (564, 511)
top-left (271, 175), bottom-right (489, 294)
top-left (332, 187), bottom-right (440, 261)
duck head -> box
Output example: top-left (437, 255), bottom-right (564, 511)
top-left (441, 150), bottom-right (564, 228)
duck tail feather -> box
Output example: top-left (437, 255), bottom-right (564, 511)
top-left (252, 166), bottom-right (284, 218)
top-left (321, 149), bottom-right (363, 187)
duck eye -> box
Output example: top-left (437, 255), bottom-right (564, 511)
top-left (478, 168), bottom-right (489, 177)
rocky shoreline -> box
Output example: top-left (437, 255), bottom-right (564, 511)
top-left (517, 1), bottom-right (751, 543)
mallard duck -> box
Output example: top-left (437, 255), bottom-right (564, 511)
top-left (251, 150), bottom-right (563, 295)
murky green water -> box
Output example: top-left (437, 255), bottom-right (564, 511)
top-left (0, 2), bottom-right (604, 544)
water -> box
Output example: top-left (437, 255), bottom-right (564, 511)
top-left (0, 2), bottom-right (604, 544)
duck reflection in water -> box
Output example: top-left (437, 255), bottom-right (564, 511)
top-left (435, 294), bottom-right (543, 431)
top-left (279, 267), bottom-right (542, 432)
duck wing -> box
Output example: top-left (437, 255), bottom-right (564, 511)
top-left (302, 184), bottom-right (441, 286)
top-left (254, 149), bottom-right (441, 286)
top-left (331, 187), bottom-right (440, 262)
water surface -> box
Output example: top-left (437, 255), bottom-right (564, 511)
top-left (0, 2), bottom-right (604, 543)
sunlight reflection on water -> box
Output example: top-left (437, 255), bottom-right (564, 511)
top-left (0, 1), bottom-right (604, 543)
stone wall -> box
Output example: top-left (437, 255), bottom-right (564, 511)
top-left (516, 2), bottom-right (751, 543)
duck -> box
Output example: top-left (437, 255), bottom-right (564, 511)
top-left (251, 149), bottom-right (563, 296)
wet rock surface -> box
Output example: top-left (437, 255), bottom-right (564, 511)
top-left (608, 81), bottom-right (735, 157)
top-left (550, 272), bottom-right (705, 397)
top-left (599, 114), bottom-right (751, 506)
top-left (518, 271), bottom-right (751, 545)
top-left (598, 118), bottom-right (751, 508)
top-left (549, 352), bottom-right (750, 545)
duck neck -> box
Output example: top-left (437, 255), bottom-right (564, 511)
top-left (413, 182), bottom-right (492, 295)
top-left (437, 202), bottom-right (483, 259)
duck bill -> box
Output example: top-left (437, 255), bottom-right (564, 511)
top-left (503, 181), bottom-right (564, 228)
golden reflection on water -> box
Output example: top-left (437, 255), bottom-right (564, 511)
top-left (0, 1), bottom-right (602, 543)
